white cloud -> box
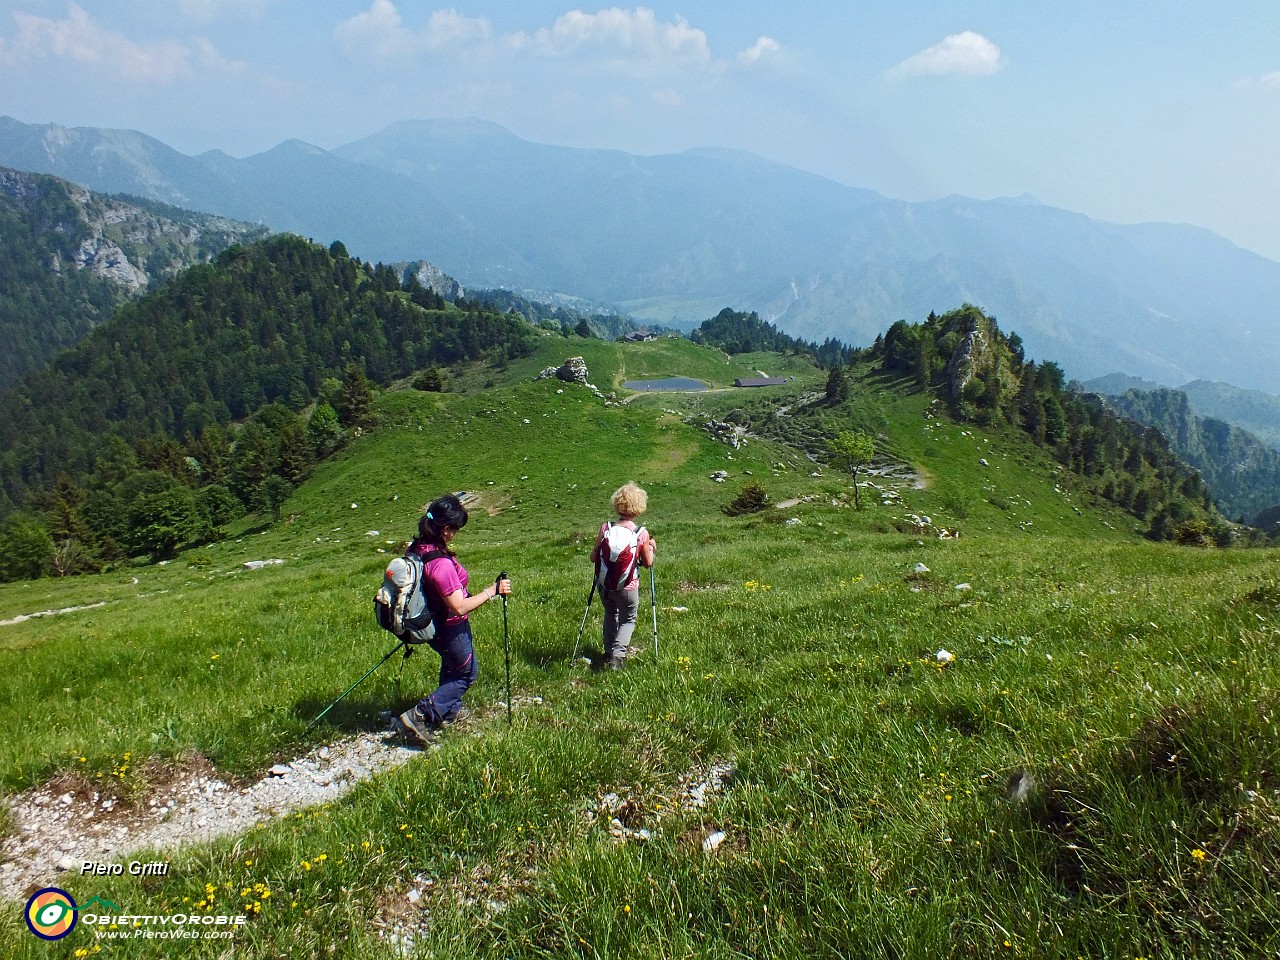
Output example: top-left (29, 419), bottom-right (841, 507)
top-left (9, 3), bottom-right (195, 82)
top-left (175, 0), bottom-right (273, 24)
top-left (1231, 70), bottom-right (1280, 92)
top-left (890, 31), bottom-right (1004, 78)
top-left (335, 1), bottom-right (491, 61)
top-left (505, 7), bottom-right (712, 66)
top-left (737, 36), bottom-right (780, 66)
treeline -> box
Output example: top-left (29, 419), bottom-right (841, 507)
top-left (872, 305), bottom-right (1252, 545)
top-left (470, 288), bottom-right (647, 340)
top-left (692, 307), bottom-right (860, 369)
top-left (0, 234), bottom-right (538, 580)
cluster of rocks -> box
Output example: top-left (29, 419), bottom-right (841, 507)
top-left (535, 356), bottom-right (616, 401)
top-left (582, 759), bottom-right (737, 849)
top-left (702, 419), bottom-right (748, 449)
top-left (900, 513), bottom-right (961, 539)
top-left (242, 558), bottom-right (285, 570)
top-left (536, 356), bottom-right (589, 386)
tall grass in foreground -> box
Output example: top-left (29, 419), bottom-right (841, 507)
top-left (2, 352), bottom-right (1278, 958)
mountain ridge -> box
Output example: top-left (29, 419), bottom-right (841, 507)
top-left (3, 115), bottom-right (1279, 392)
top-left (0, 165), bottom-right (267, 389)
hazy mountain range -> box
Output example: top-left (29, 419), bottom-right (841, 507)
top-left (3, 115), bottom-right (1280, 394)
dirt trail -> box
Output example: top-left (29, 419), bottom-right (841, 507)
top-left (0, 731), bottom-right (422, 899)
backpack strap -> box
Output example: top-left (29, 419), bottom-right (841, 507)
top-left (415, 548), bottom-right (452, 614)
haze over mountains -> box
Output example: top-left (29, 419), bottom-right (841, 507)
top-left (3, 115), bottom-right (1279, 394)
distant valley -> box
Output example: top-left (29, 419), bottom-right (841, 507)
top-left (3, 116), bottom-right (1280, 394)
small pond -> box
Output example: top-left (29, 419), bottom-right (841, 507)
top-left (622, 376), bottom-right (709, 391)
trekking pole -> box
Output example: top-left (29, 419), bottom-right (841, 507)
top-left (305, 639), bottom-right (408, 734)
top-left (571, 578), bottom-right (596, 663)
top-left (649, 562), bottom-right (658, 658)
top-left (499, 572), bottom-right (512, 727)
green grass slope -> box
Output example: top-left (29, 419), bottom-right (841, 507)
top-left (2, 338), bottom-right (1278, 958)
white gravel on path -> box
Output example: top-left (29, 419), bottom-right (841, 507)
top-left (0, 731), bottom-right (422, 899)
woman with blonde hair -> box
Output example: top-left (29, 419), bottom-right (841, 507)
top-left (589, 482), bottom-right (656, 669)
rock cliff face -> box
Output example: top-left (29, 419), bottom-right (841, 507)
top-left (402, 260), bottom-right (463, 300)
top-left (3, 166), bottom-right (267, 292)
top-left (0, 166), bottom-right (269, 386)
top-left (945, 324), bottom-right (988, 403)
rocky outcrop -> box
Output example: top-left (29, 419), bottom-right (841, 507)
top-left (537, 356), bottom-right (591, 385)
top-left (73, 234), bottom-right (148, 292)
top-left (0, 165), bottom-right (270, 386)
top-left (945, 324), bottom-right (987, 402)
top-left (403, 260), bottom-right (463, 299)
top-left (4, 165), bottom-right (267, 293)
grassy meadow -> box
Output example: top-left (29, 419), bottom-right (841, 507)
top-left (2, 334), bottom-right (1278, 958)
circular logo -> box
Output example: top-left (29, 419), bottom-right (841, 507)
top-left (25, 887), bottom-right (78, 940)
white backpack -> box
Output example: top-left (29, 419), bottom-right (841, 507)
top-left (595, 522), bottom-right (644, 591)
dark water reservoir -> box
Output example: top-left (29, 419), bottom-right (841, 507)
top-left (622, 377), bottom-right (709, 391)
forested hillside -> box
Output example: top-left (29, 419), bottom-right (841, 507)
top-left (0, 234), bottom-right (538, 578)
top-left (684, 305), bottom-right (1240, 544)
top-left (869, 306), bottom-right (1236, 542)
top-left (692, 306), bottom-right (860, 368)
top-left (0, 166), bottom-right (267, 389)
top-left (1103, 388), bottom-right (1280, 525)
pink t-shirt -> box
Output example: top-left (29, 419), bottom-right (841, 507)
top-left (410, 542), bottom-right (470, 626)
top-left (592, 520), bottom-right (650, 591)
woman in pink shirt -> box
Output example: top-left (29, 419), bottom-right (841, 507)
top-left (397, 493), bottom-right (511, 742)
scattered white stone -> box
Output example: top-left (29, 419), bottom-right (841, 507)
top-left (242, 559), bottom-right (285, 570)
top-left (702, 830), bottom-right (727, 852)
top-left (913, 563), bottom-right (930, 574)
top-left (936, 649), bottom-right (954, 664)
top-left (954, 583), bottom-right (972, 591)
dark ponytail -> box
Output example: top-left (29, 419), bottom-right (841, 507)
top-left (417, 493), bottom-right (469, 549)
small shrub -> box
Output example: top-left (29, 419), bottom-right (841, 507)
top-left (1175, 519), bottom-right (1215, 548)
top-left (413, 365), bottom-right (447, 392)
top-left (724, 481), bottom-right (770, 516)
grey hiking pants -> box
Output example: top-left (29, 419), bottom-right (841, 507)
top-left (601, 586), bottom-right (640, 662)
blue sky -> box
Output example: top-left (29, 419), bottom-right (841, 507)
top-left (3, 1), bottom-right (1280, 260)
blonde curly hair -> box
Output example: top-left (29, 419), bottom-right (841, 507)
top-left (610, 481), bottom-right (648, 519)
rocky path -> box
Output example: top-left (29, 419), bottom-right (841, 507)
top-left (1, 732), bottom-right (422, 899)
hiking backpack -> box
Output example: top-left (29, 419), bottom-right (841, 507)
top-left (374, 549), bottom-right (449, 643)
top-left (595, 522), bottom-right (644, 592)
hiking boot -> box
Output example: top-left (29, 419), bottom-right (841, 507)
top-left (605, 655), bottom-right (625, 671)
top-left (443, 706), bottom-right (470, 725)
top-left (397, 706), bottom-right (437, 743)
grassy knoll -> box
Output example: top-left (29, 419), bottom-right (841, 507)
top-left (2, 341), bottom-right (1278, 958)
